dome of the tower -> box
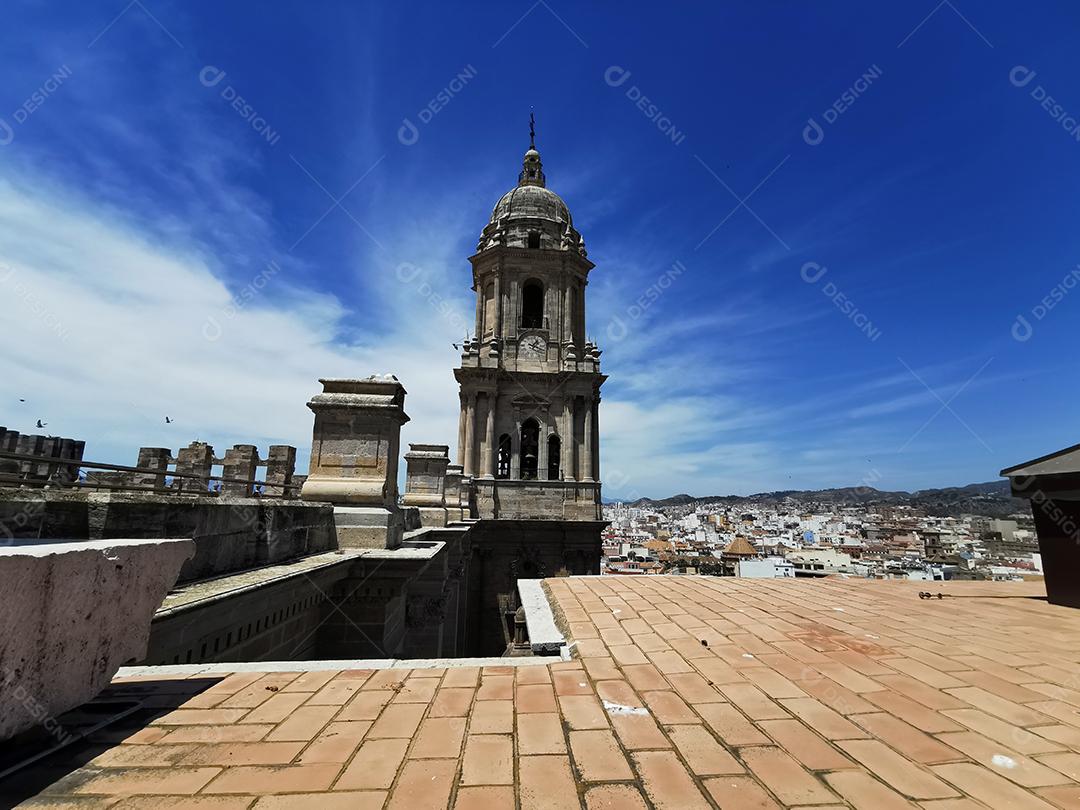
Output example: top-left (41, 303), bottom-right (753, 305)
top-left (476, 147), bottom-right (587, 256)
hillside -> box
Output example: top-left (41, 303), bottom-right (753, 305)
top-left (615, 480), bottom-right (1026, 518)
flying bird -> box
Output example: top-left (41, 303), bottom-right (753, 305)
top-left (36, 420), bottom-right (47, 428)
top-left (18, 398), bottom-right (25, 402)
top-left (165, 416), bottom-right (172, 424)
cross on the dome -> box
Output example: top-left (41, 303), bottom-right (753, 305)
top-left (529, 109), bottom-right (535, 149)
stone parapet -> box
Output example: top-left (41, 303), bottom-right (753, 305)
top-left (403, 443), bottom-right (450, 527)
top-left (301, 376), bottom-right (410, 549)
top-left (472, 478), bottom-right (602, 521)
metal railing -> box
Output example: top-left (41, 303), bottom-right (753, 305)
top-left (0, 451), bottom-right (301, 497)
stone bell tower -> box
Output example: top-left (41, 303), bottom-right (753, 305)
top-left (454, 122), bottom-right (605, 521)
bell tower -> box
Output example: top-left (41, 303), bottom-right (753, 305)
top-left (454, 122), bottom-right (605, 520)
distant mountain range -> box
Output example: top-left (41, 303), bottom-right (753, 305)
top-left (608, 480), bottom-right (1027, 518)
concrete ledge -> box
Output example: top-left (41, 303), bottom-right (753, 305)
top-left (517, 578), bottom-right (566, 655)
top-left (0, 537), bottom-right (194, 740)
top-left (155, 550), bottom-right (361, 617)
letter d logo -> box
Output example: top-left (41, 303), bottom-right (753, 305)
top-left (398, 117), bottom-right (419, 146)
top-left (606, 315), bottom-right (628, 343)
top-left (202, 316), bottom-right (223, 342)
top-left (803, 117), bottom-right (824, 146)
top-left (0, 118), bottom-right (14, 146)
top-left (1011, 314), bottom-right (1033, 342)
top-left (199, 65), bottom-right (226, 88)
top-left (604, 66), bottom-right (631, 88)
top-left (1009, 65), bottom-right (1036, 88)
top-left (800, 261), bottom-right (827, 284)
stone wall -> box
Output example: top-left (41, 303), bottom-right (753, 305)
top-left (140, 527), bottom-right (474, 665)
top-left (472, 478), bottom-right (602, 521)
top-left (0, 489), bottom-right (335, 584)
top-left (143, 560), bottom-right (346, 665)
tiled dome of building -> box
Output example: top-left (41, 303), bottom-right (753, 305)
top-left (476, 144), bottom-right (587, 256)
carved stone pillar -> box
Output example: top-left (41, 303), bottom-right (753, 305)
top-left (592, 396), bottom-right (601, 483)
top-left (538, 409), bottom-right (549, 481)
top-left (444, 464), bottom-right (464, 521)
top-left (582, 395), bottom-right (595, 482)
top-left (463, 392), bottom-right (477, 476)
top-left (510, 409), bottom-right (521, 480)
top-left (456, 394), bottom-right (467, 470)
top-left (403, 443), bottom-right (450, 527)
top-left (563, 282), bottom-right (573, 343)
top-left (483, 391), bottom-right (496, 479)
top-left (300, 376), bottom-right (410, 549)
top-left (493, 273), bottom-right (502, 341)
top-left (562, 398), bottom-right (575, 481)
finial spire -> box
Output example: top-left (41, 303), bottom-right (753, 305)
top-left (519, 110), bottom-right (545, 187)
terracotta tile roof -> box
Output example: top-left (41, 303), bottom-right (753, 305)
top-left (8, 575), bottom-right (1080, 809)
top-left (722, 536), bottom-right (758, 557)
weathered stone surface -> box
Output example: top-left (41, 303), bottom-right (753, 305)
top-left (0, 537), bottom-right (194, 740)
top-left (444, 464), bottom-right (464, 522)
top-left (301, 376), bottom-right (409, 506)
top-left (403, 443), bottom-right (450, 527)
top-left (301, 376), bottom-right (410, 549)
top-left (333, 505), bottom-right (405, 550)
top-left (0, 489), bottom-right (336, 583)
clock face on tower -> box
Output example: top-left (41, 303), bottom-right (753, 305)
top-left (520, 335), bottom-right (546, 359)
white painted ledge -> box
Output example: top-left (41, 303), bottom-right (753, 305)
top-left (517, 578), bottom-right (566, 655)
top-left (117, 655), bottom-right (554, 677)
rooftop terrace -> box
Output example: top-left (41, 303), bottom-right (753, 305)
top-left (6, 575), bottom-right (1080, 809)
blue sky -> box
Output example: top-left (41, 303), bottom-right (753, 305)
top-left (2, 1), bottom-right (1079, 499)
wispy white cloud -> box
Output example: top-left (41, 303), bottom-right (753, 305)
top-left (0, 175), bottom-right (463, 469)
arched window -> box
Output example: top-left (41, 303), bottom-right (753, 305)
top-left (528, 231), bottom-right (541, 249)
top-left (497, 434), bottom-right (511, 479)
top-left (520, 419), bottom-right (540, 480)
top-left (521, 281), bottom-right (543, 329)
top-left (548, 435), bottom-right (561, 480)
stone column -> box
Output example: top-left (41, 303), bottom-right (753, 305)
top-left (444, 464), bottom-right (464, 521)
top-left (493, 273), bottom-right (502, 341)
top-left (582, 395), bottom-right (595, 482)
top-left (510, 410), bottom-right (521, 480)
top-left (135, 447), bottom-right (171, 491)
top-left (562, 399), bottom-right (575, 481)
top-left (174, 442), bottom-right (214, 494)
top-left (538, 410), bottom-right (549, 481)
top-left (222, 444), bottom-right (259, 496)
top-left (563, 282), bottom-right (573, 343)
top-left (592, 397), bottom-right (601, 483)
top-left (265, 445), bottom-right (297, 497)
top-left (463, 392), bottom-right (477, 476)
top-left (456, 394), bottom-right (467, 470)
top-left (300, 375), bottom-right (410, 549)
top-left (508, 278), bottom-right (519, 338)
top-left (483, 391), bottom-right (496, 479)
top-left (403, 443), bottom-right (450, 527)
top-left (474, 285), bottom-right (483, 338)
